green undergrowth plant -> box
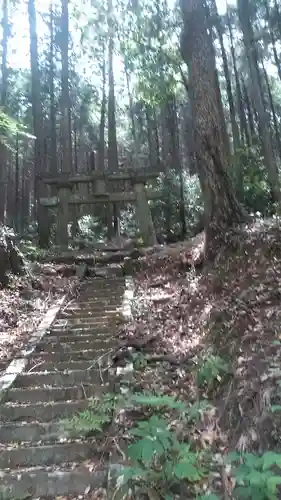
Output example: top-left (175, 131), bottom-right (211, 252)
top-left (195, 351), bottom-right (230, 391)
top-left (64, 394), bottom-right (116, 435)
top-left (131, 352), bottom-right (148, 370)
top-left (114, 392), bottom-right (213, 499)
top-left (227, 451), bottom-right (281, 499)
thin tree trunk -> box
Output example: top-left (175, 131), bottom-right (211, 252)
top-left (264, 0), bottom-right (281, 82)
top-left (242, 77), bottom-right (256, 141)
top-left (210, 0), bottom-right (240, 151)
top-left (238, 0), bottom-right (281, 205)
top-left (0, 0), bottom-right (9, 223)
top-left (49, 1), bottom-right (57, 183)
top-left (206, 2), bottom-right (231, 161)
top-left (60, 0), bottom-right (71, 173)
top-left (107, 0), bottom-right (119, 238)
top-left (28, 0), bottom-right (49, 247)
top-left (226, 7), bottom-right (250, 147)
top-left (97, 47), bottom-right (106, 172)
top-left (262, 60), bottom-right (281, 159)
top-left (15, 134), bottom-right (20, 232)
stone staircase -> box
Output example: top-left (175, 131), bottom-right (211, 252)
top-left (0, 272), bottom-right (128, 499)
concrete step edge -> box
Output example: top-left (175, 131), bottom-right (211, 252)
top-left (0, 441), bottom-right (98, 468)
top-left (0, 399), bottom-right (90, 422)
top-left (0, 466), bottom-right (107, 499)
top-left (6, 383), bottom-right (110, 404)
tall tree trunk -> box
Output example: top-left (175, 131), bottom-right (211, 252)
top-left (210, 0), bottom-right (240, 151)
top-left (262, 60), bottom-right (281, 159)
top-left (107, 0), bottom-right (119, 238)
top-left (60, 0), bottom-right (71, 174)
top-left (153, 109), bottom-right (161, 167)
top-left (206, 2), bottom-right (231, 162)
top-left (0, 0), bottom-right (9, 223)
top-left (161, 103), bottom-right (172, 238)
top-left (264, 0), bottom-right (281, 83)
top-left (242, 77), bottom-right (256, 141)
top-left (146, 106), bottom-right (158, 168)
top-left (28, 0), bottom-right (49, 247)
top-left (15, 134), bottom-right (20, 232)
top-left (61, 0), bottom-right (77, 241)
top-left (97, 48), bottom-right (106, 172)
top-left (180, 0), bottom-right (246, 257)
top-left (49, 1), bottom-right (57, 183)
top-left (238, 0), bottom-right (281, 206)
top-left (273, 0), bottom-right (281, 44)
top-left (226, 7), bottom-right (250, 147)
top-left (73, 116), bottom-right (78, 172)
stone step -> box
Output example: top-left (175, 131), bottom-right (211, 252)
top-left (59, 309), bottom-right (120, 318)
top-left (6, 383), bottom-right (109, 404)
top-left (79, 287), bottom-right (124, 296)
top-left (50, 324), bottom-right (115, 335)
top-left (28, 349), bottom-right (106, 362)
top-left (70, 300), bottom-right (122, 308)
top-left (36, 340), bottom-right (113, 353)
top-left (0, 465), bottom-right (106, 499)
top-left (62, 304), bottom-right (121, 312)
top-left (43, 333), bottom-right (114, 344)
top-left (54, 316), bottom-right (118, 326)
top-left (0, 400), bottom-right (90, 422)
top-left (0, 419), bottom-right (89, 443)
top-left (27, 359), bottom-right (102, 372)
top-left (0, 441), bottom-right (96, 469)
top-left (14, 368), bottom-right (106, 389)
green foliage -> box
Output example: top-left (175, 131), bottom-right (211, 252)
top-left (151, 172), bottom-right (203, 239)
top-left (196, 495), bottom-right (220, 500)
top-left (233, 146), bottom-right (273, 216)
top-left (0, 108), bottom-right (35, 146)
top-left (185, 400), bottom-right (214, 423)
top-left (227, 451), bottom-right (281, 499)
top-left (65, 394), bottom-right (115, 435)
top-left (19, 242), bottom-right (47, 261)
top-left (114, 392), bottom-right (210, 498)
top-left (129, 392), bottom-right (186, 411)
top-left (195, 353), bottom-right (229, 390)
top-left (119, 415), bottom-right (206, 497)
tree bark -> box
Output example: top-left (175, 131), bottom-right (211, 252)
top-left (0, 0), bottom-right (9, 223)
top-left (107, 0), bottom-right (119, 238)
top-left (226, 8), bottom-right (250, 147)
top-left (180, 0), bottom-right (246, 257)
top-left (210, 0), bottom-right (240, 152)
top-left (28, 0), bottom-right (50, 247)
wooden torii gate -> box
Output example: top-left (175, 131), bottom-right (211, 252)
top-left (38, 168), bottom-right (162, 248)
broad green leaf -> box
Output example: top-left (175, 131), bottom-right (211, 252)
top-left (235, 465), bottom-right (252, 483)
top-left (246, 470), bottom-right (264, 486)
top-left (262, 451), bottom-right (281, 470)
top-left (270, 405), bottom-right (281, 413)
top-left (244, 453), bottom-right (263, 469)
top-left (225, 451), bottom-right (241, 463)
top-left (127, 438), bottom-right (156, 464)
top-left (174, 461), bottom-right (204, 481)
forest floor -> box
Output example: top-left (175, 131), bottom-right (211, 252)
top-left (112, 218), bottom-right (281, 498)
top-left (0, 262), bottom-right (78, 372)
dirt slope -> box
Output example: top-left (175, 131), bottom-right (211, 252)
top-left (118, 218), bottom-right (281, 456)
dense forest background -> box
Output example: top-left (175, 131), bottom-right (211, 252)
top-left (1, 0), bottom-right (281, 247)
